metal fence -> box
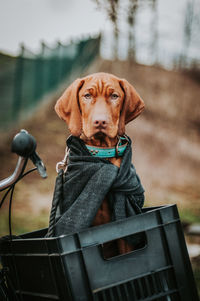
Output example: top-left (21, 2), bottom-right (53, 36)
top-left (0, 35), bottom-right (100, 129)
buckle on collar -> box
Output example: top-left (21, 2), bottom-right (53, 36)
top-left (115, 135), bottom-right (129, 158)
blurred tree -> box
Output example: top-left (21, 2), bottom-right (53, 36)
top-left (127, 0), bottom-right (138, 62)
top-left (181, 0), bottom-right (194, 68)
top-left (126, 0), bottom-right (158, 63)
top-left (150, 0), bottom-right (158, 65)
top-left (93, 0), bottom-right (119, 59)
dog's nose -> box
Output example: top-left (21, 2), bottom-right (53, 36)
top-left (94, 119), bottom-right (107, 128)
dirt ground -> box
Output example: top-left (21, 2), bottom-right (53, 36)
top-left (0, 58), bottom-right (200, 235)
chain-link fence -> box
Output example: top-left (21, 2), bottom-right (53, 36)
top-left (0, 35), bottom-right (100, 129)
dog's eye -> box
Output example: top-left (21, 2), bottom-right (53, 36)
top-left (111, 93), bottom-right (119, 100)
top-left (84, 93), bottom-right (92, 99)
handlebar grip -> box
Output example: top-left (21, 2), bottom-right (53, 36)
top-left (11, 129), bottom-right (47, 178)
top-left (11, 129), bottom-right (36, 157)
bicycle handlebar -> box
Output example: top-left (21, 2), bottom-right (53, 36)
top-left (0, 129), bottom-right (47, 191)
top-left (0, 156), bottom-right (27, 191)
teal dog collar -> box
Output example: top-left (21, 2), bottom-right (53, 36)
top-left (86, 136), bottom-right (128, 158)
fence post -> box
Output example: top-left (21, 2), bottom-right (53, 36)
top-left (12, 44), bottom-right (25, 122)
top-left (41, 41), bottom-right (47, 96)
top-left (40, 41), bottom-right (45, 98)
top-left (57, 41), bottom-right (62, 86)
top-left (34, 42), bottom-right (44, 102)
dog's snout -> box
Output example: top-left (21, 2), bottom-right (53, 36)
top-left (93, 118), bottom-right (107, 129)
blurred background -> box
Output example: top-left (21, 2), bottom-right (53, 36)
top-left (0, 0), bottom-right (200, 293)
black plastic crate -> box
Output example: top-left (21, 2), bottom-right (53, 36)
top-left (0, 205), bottom-right (198, 300)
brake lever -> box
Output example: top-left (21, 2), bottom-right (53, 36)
top-left (29, 152), bottom-right (47, 179)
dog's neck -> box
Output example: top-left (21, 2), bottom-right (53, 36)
top-left (80, 133), bottom-right (122, 167)
top-left (80, 133), bottom-right (118, 148)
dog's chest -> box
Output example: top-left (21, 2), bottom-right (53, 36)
top-left (92, 156), bottom-right (122, 227)
top-left (108, 157), bottom-right (122, 168)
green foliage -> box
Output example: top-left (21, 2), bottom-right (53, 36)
top-left (0, 210), bottom-right (49, 237)
top-left (179, 209), bottom-right (200, 224)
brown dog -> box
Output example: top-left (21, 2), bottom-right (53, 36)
top-left (55, 72), bottom-right (144, 256)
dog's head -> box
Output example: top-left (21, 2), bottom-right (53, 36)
top-left (55, 72), bottom-right (144, 138)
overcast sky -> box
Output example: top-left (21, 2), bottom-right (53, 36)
top-left (0, 0), bottom-right (107, 55)
top-left (0, 0), bottom-right (199, 66)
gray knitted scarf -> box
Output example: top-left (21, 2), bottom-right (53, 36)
top-left (54, 135), bottom-right (145, 237)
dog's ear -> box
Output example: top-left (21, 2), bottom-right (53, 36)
top-left (55, 78), bottom-right (84, 136)
top-left (118, 79), bottom-right (145, 135)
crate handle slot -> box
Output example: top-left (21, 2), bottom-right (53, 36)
top-left (100, 231), bottom-right (147, 260)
